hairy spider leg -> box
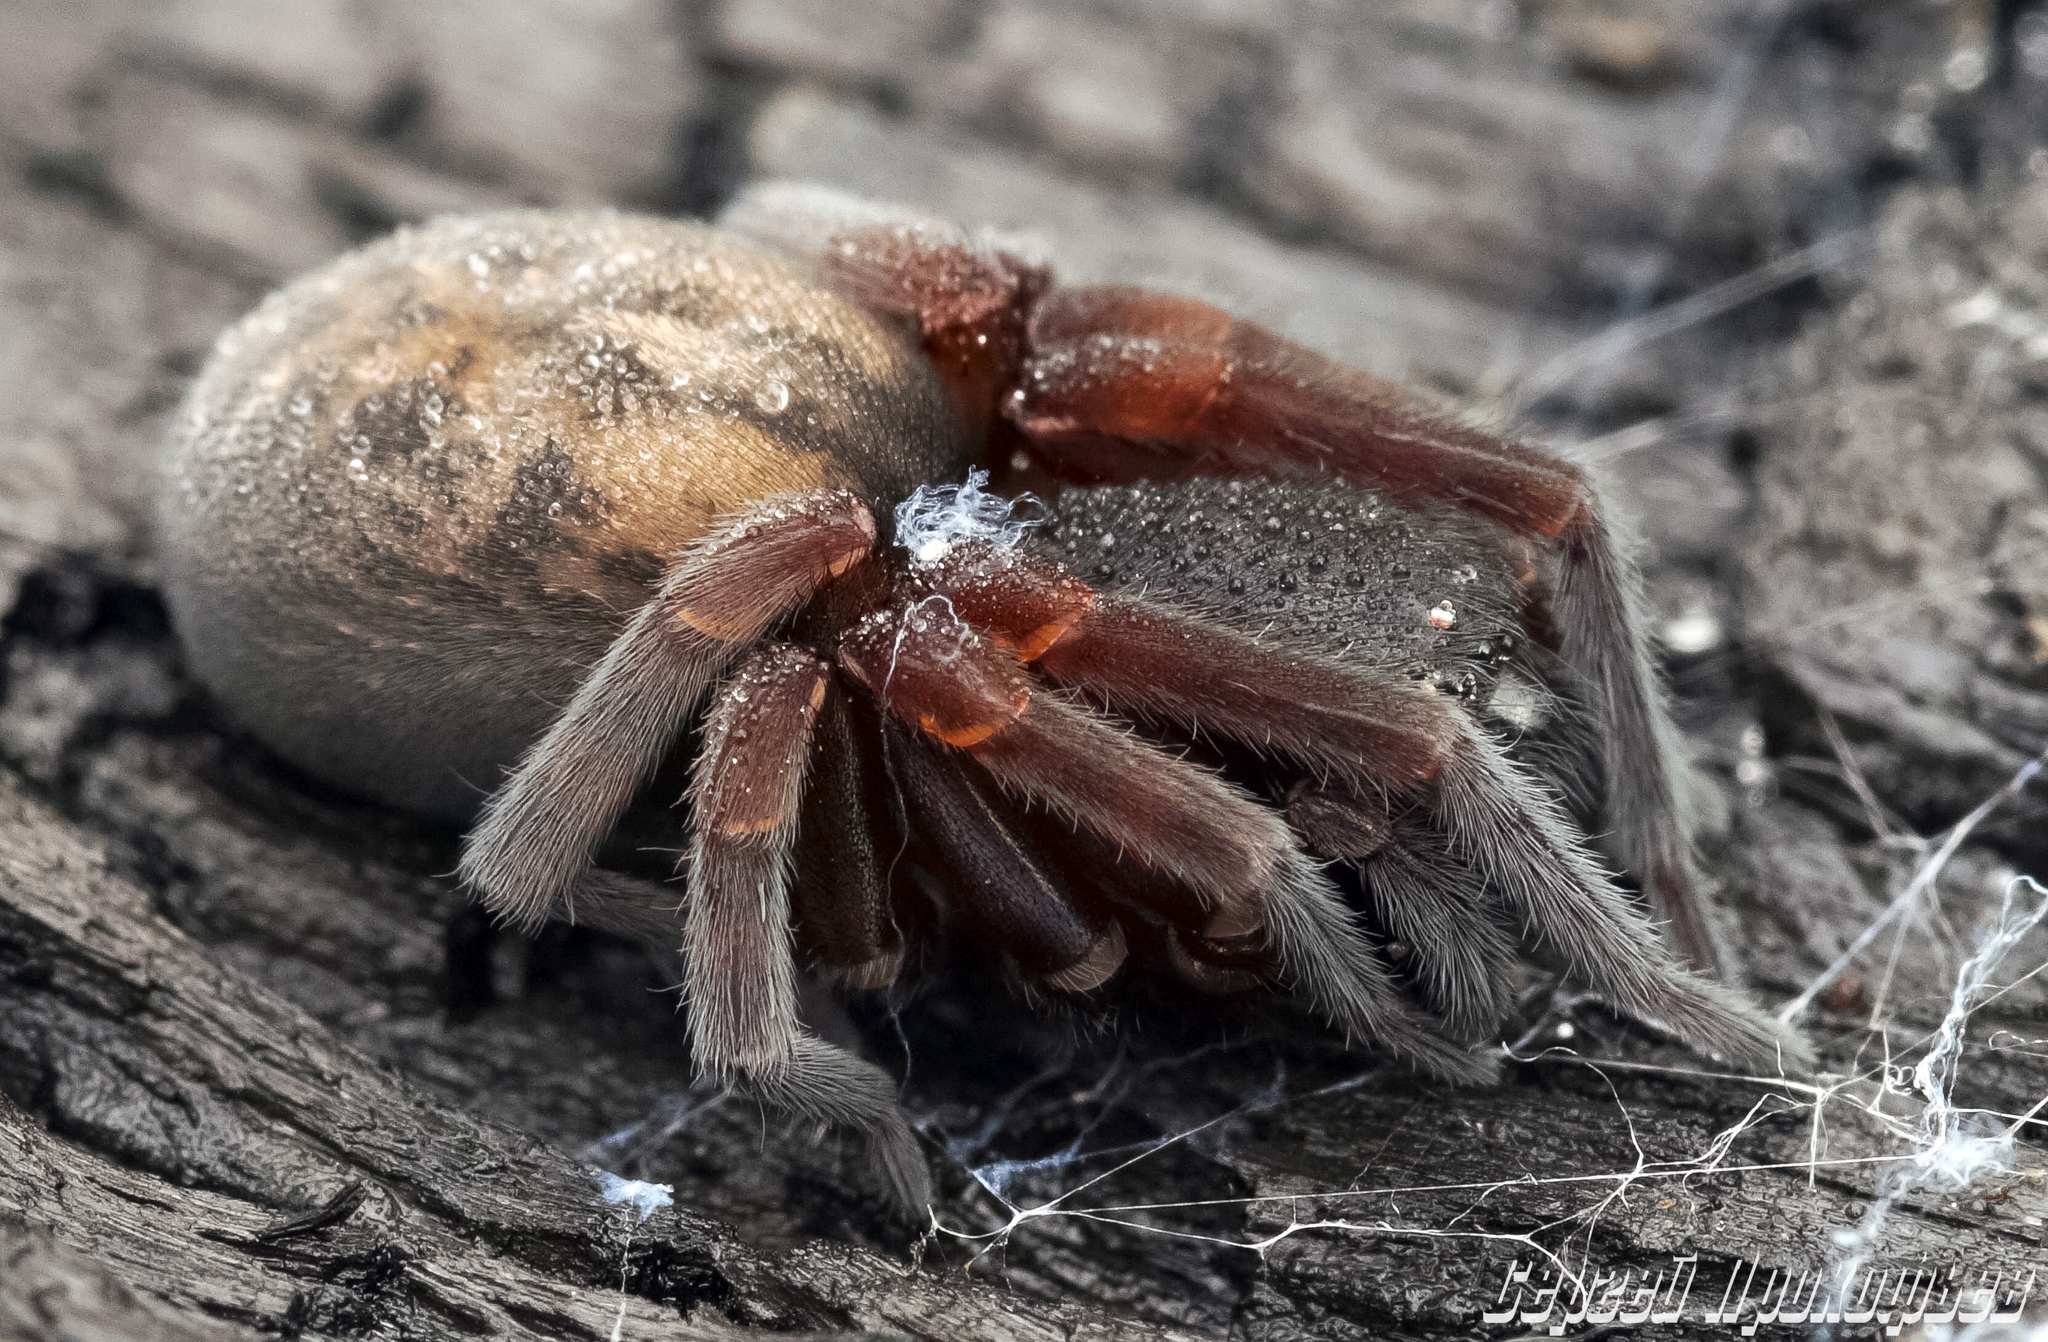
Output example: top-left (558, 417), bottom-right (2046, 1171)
top-left (1285, 785), bottom-right (1521, 1041)
top-left (1008, 286), bottom-right (1716, 975)
top-left (790, 682), bottom-right (905, 991)
top-left (1016, 574), bottom-right (1800, 1070)
top-left (1431, 733), bottom-right (1800, 1069)
top-left (685, 643), bottom-right (928, 1207)
top-left (837, 598), bottom-right (1283, 916)
top-left (1262, 849), bottom-right (1499, 1082)
top-left (1553, 498), bottom-right (1714, 971)
top-left (459, 489), bottom-right (876, 930)
top-left (847, 578), bottom-right (1490, 1078)
top-left (886, 722), bottom-right (1127, 991)
top-left (1366, 825), bottom-right (1522, 1041)
top-left (540, 868), bottom-right (686, 948)
top-left (684, 644), bottom-right (819, 1072)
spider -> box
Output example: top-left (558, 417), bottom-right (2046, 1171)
top-left (157, 184), bottom-right (1801, 1210)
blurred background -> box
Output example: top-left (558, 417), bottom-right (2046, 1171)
top-left (8, 2), bottom-right (2048, 1337)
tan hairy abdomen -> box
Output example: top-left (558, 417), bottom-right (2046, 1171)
top-left (159, 210), bottom-right (963, 818)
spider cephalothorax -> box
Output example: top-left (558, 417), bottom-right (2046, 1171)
top-left (158, 187), bottom-right (1803, 1210)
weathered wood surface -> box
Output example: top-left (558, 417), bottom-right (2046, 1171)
top-left (4, 1), bottom-right (2048, 1337)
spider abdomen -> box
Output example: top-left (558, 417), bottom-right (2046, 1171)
top-left (158, 210), bottom-right (964, 818)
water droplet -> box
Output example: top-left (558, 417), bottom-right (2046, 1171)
top-left (547, 501), bottom-right (563, 518)
top-left (755, 379), bottom-right (790, 414)
top-left (1428, 600), bottom-right (1458, 629)
top-left (1661, 605), bottom-right (1723, 655)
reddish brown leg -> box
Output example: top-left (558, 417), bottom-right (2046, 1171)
top-left (1008, 287), bottom-right (1717, 974)
top-left (459, 489), bottom-right (874, 931)
top-left (923, 543), bottom-right (1452, 795)
top-left (842, 588), bottom-right (1492, 1076)
top-left (925, 548), bottom-right (1796, 1069)
top-left (1010, 288), bottom-right (1577, 521)
top-left (790, 683), bottom-right (903, 990)
top-left (684, 644), bottom-right (825, 1073)
top-left (837, 597), bottom-right (1287, 917)
top-left (685, 643), bottom-right (927, 1207)
top-left (889, 723), bottom-right (1126, 992)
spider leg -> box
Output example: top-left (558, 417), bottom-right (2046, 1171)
top-left (459, 488), bottom-right (876, 931)
top-left (791, 681), bottom-right (904, 991)
top-left (1552, 500), bottom-right (1718, 971)
top-left (547, 868), bottom-right (684, 946)
top-left (1364, 830), bottom-right (1520, 1043)
top-left (1262, 849), bottom-right (1499, 1082)
top-left (888, 723), bottom-right (1127, 992)
top-left (925, 543), bottom-right (1451, 791)
top-left (685, 642), bottom-right (927, 1208)
top-left (749, 1035), bottom-right (929, 1205)
top-left (1009, 288), bottom-right (1715, 974)
top-left (993, 574), bottom-right (1801, 1071)
top-left (1431, 732), bottom-right (1799, 1069)
top-left (1012, 289), bottom-right (1577, 510)
top-left (683, 644), bottom-right (822, 1080)
top-left (838, 599), bottom-right (1283, 917)
top-left (1285, 785), bottom-right (1517, 1041)
top-left (842, 593), bottom-right (1488, 1076)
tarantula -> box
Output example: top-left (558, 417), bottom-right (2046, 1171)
top-left (157, 184), bottom-right (1800, 1209)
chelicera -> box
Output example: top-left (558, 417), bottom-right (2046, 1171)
top-left (157, 184), bottom-right (1801, 1209)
